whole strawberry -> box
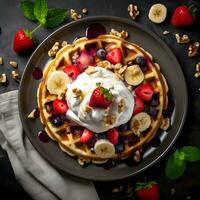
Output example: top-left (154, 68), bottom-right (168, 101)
top-left (171, 5), bottom-right (197, 27)
top-left (135, 181), bottom-right (160, 200)
top-left (89, 83), bottom-right (113, 108)
top-left (13, 29), bottom-right (35, 54)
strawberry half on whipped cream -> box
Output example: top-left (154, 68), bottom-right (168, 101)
top-left (65, 67), bottom-right (134, 133)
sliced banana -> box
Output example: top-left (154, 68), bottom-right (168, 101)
top-left (94, 139), bottom-right (115, 159)
top-left (47, 71), bottom-right (70, 95)
top-left (131, 112), bottom-right (151, 136)
top-left (124, 65), bottom-right (144, 86)
top-left (148, 3), bottom-right (167, 24)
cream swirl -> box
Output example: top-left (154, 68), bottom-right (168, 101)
top-left (66, 67), bottom-right (134, 133)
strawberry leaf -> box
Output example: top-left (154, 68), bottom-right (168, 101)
top-left (24, 29), bottom-right (33, 39)
top-left (20, 0), bottom-right (37, 21)
top-left (180, 146), bottom-right (200, 162)
top-left (34, 0), bottom-right (48, 25)
top-left (165, 154), bottom-right (186, 180)
top-left (44, 8), bottom-right (67, 28)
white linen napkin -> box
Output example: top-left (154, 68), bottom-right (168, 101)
top-left (0, 90), bottom-right (100, 200)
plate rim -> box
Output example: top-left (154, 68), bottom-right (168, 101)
top-left (18, 16), bottom-right (188, 181)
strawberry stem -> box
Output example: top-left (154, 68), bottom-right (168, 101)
top-left (30, 24), bottom-right (42, 35)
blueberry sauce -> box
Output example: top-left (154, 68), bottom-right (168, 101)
top-left (85, 23), bottom-right (106, 39)
top-left (32, 67), bottom-right (43, 80)
top-left (38, 130), bottom-right (50, 143)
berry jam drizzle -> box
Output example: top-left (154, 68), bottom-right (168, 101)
top-left (38, 130), bottom-right (50, 143)
top-left (33, 67), bottom-right (43, 80)
top-left (85, 23), bottom-right (106, 39)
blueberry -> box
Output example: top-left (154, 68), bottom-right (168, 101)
top-left (118, 123), bottom-right (128, 132)
top-left (51, 116), bottom-right (63, 127)
top-left (60, 114), bottom-right (67, 121)
top-left (38, 130), bottom-right (49, 143)
top-left (150, 99), bottom-right (159, 107)
top-left (97, 132), bottom-right (107, 139)
top-left (96, 48), bottom-right (107, 60)
top-left (87, 138), bottom-right (97, 148)
top-left (135, 56), bottom-right (146, 65)
top-left (115, 143), bottom-right (124, 153)
top-left (149, 107), bottom-right (158, 118)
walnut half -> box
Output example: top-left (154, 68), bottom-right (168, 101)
top-left (0, 73), bottom-right (7, 83)
top-left (175, 33), bottom-right (190, 44)
top-left (128, 4), bottom-right (140, 20)
top-left (188, 42), bottom-right (200, 57)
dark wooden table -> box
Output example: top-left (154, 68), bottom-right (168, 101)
top-left (0, 0), bottom-right (200, 199)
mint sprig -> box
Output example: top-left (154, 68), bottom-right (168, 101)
top-left (20, 0), bottom-right (37, 21)
top-left (45, 8), bottom-right (67, 28)
top-left (20, 0), bottom-right (68, 37)
top-left (34, 0), bottom-right (48, 24)
top-left (165, 146), bottom-right (200, 180)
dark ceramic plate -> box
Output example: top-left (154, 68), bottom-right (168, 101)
top-left (18, 16), bottom-right (187, 181)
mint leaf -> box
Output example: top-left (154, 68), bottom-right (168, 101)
top-left (20, 0), bottom-right (37, 21)
top-left (34, 0), bottom-right (48, 25)
top-left (165, 154), bottom-right (186, 180)
top-left (174, 149), bottom-right (185, 162)
top-left (181, 146), bottom-right (200, 162)
top-left (44, 8), bottom-right (67, 28)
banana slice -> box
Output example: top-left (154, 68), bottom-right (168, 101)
top-left (148, 3), bottom-right (167, 24)
top-left (94, 139), bottom-right (115, 159)
top-left (131, 112), bottom-right (151, 136)
top-left (47, 71), bottom-right (70, 95)
top-left (124, 65), bottom-right (144, 86)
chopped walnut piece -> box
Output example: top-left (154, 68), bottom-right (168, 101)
top-left (9, 61), bottom-right (18, 68)
top-left (11, 71), bottom-right (20, 82)
top-left (160, 117), bottom-right (170, 130)
top-left (163, 30), bottom-right (170, 35)
top-left (48, 42), bottom-right (60, 57)
top-left (128, 4), bottom-right (140, 20)
top-left (82, 8), bottom-right (88, 14)
top-left (133, 150), bottom-right (141, 162)
top-left (72, 88), bottom-right (83, 98)
top-left (0, 73), bottom-right (7, 83)
top-left (85, 66), bottom-right (97, 75)
top-left (188, 42), bottom-right (200, 57)
top-left (127, 85), bottom-right (133, 91)
top-left (72, 51), bottom-right (80, 63)
top-left (175, 33), bottom-right (190, 44)
top-left (196, 62), bottom-right (200, 72)
top-left (103, 114), bottom-right (117, 126)
top-left (118, 99), bottom-right (125, 113)
top-left (0, 56), bottom-right (3, 65)
top-left (194, 72), bottom-right (200, 78)
top-left (110, 29), bottom-right (128, 39)
top-left (61, 41), bottom-right (68, 47)
top-left (97, 60), bottom-right (113, 69)
top-left (70, 9), bottom-right (82, 21)
top-left (84, 105), bottom-right (92, 113)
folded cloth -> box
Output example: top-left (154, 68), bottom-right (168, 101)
top-left (0, 90), bottom-right (100, 200)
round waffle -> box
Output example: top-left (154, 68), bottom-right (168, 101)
top-left (37, 34), bottom-right (168, 164)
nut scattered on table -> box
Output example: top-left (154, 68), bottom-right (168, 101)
top-left (133, 150), bottom-right (141, 162)
top-left (110, 29), bottom-right (129, 39)
top-left (163, 30), bottom-right (170, 35)
top-left (188, 41), bottom-right (200, 57)
top-left (9, 61), bottom-right (18, 68)
top-left (128, 4), bottom-right (140, 20)
top-left (70, 9), bottom-right (82, 21)
top-left (160, 117), bottom-right (170, 130)
top-left (175, 33), bottom-right (190, 44)
top-left (0, 73), bottom-right (7, 83)
top-left (195, 62), bottom-right (200, 78)
top-left (170, 187), bottom-right (176, 196)
top-left (82, 8), bottom-right (88, 14)
top-left (11, 70), bottom-right (21, 82)
top-left (48, 42), bottom-right (60, 57)
top-left (0, 56), bottom-right (3, 65)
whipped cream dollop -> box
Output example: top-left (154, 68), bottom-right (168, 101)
top-left (66, 67), bottom-right (134, 133)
